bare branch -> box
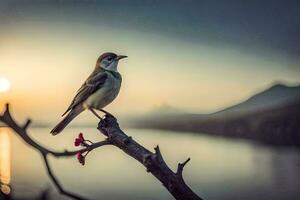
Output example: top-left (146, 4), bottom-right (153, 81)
top-left (42, 154), bottom-right (88, 200)
top-left (1, 104), bottom-right (203, 200)
top-left (0, 103), bottom-right (12, 121)
top-left (1, 104), bottom-right (110, 158)
top-left (4, 103), bottom-right (10, 117)
top-left (50, 140), bottom-right (111, 157)
top-left (98, 115), bottom-right (203, 200)
top-left (177, 158), bottom-right (191, 178)
top-left (0, 104), bottom-right (93, 200)
top-left (22, 119), bottom-right (32, 130)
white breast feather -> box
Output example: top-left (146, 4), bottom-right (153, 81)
top-left (84, 73), bottom-right (121, 109)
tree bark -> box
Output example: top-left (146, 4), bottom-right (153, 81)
top-left (98, 115), bottom-right (202, 200)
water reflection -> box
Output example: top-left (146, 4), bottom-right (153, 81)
top-left (0, 128), bottom-right (11, 196)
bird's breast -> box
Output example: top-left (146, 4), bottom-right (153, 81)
top-left (85, 73), bottom-right (122, 109)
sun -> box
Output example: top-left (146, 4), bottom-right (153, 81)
top-left (0, 78), bottom-right (11, 93)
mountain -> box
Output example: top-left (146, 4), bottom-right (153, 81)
top-left (129, 83), bottom-right (300, 146)
top-left (213, 83), bottom-right (300, 115)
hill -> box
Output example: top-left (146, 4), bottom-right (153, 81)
top-left (130, 83), bottom-right (300, 146)
top-left (213, 83), bottom-right (300, 115)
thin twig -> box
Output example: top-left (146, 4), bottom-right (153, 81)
top-left (42, 154), bottom-right (88, 200)
top-left (177, 158), bottom-right (191, 178)
top-left (0, 104), bottom-right (93, 200)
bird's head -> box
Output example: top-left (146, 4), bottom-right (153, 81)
top-left (96, 52), bottom-right (127, 71)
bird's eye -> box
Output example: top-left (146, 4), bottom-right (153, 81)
top-left (107, 57), bottom-right (113, 61)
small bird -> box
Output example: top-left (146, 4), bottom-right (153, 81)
top-left (50, 52), bottom-right (127, 135)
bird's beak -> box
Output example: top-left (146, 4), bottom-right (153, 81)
top-left (116, 55), bottom-right (128, 60)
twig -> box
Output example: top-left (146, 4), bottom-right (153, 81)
top-left (41, 154), bottom-right (87, 200)
top-left (0, 104), bottom-right (92, 200)
top-left (177, 158), bottom-right (191, 179)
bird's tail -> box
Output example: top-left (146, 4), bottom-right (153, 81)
top-left (50, 106), bottom-right (84, 135)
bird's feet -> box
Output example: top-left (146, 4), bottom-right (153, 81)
top-left (100, 109), bottom-right (116, 119)
top-left (88, 108), bottom-right (102, 120)
top-left (89, 108), bottom-right (116, 121)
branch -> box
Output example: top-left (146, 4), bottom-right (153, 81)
top-left (177, 158), bottom-right (191, 179)
top-left (98, 115), bottom-right (203, 200)
top-left (0, 104), bottom-right (110, 157)
top-left (41, 154), bottom-right (87, 200)
top-left (0, 104), bottom-right (93, 200)
top-left (22, 119), bottom-right (31, 130)
top-left (1, 104), bottom-right (203, 200)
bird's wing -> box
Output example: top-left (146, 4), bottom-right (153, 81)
top-left (62, 69), bottom-right (108, 116)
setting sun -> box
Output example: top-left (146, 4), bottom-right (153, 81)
top-left (0, 78), bottom-right (10, 93)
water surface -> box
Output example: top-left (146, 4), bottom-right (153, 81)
top-left (1, 127), bottom-right (299, 200)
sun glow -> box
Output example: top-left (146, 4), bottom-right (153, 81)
top-left (0, 78), bottom-right (10, 93)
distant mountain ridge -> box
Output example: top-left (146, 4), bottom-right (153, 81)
top-left (129, 83), bottom-right (300, 146)
top-left (213, 83), bottom-right (300, 115)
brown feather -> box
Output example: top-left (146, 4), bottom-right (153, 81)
top-left (51, 105), bottom-right (84, 135)
top-left (62, 68), bottom-right (108, 117)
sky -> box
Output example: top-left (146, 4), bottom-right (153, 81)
top-left (0, 0), bottom-right (299, 124)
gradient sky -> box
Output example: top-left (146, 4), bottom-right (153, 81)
top-left (0, 0), bottom-right (299, 124)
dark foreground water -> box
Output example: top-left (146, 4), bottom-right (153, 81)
top-left (1, 127), bottom-right (299, 200)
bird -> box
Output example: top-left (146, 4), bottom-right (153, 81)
top-left (50, 52), bottom-right (127, 135)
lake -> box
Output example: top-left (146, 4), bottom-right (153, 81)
top-left (1, 127), bottom-right (299, 200)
